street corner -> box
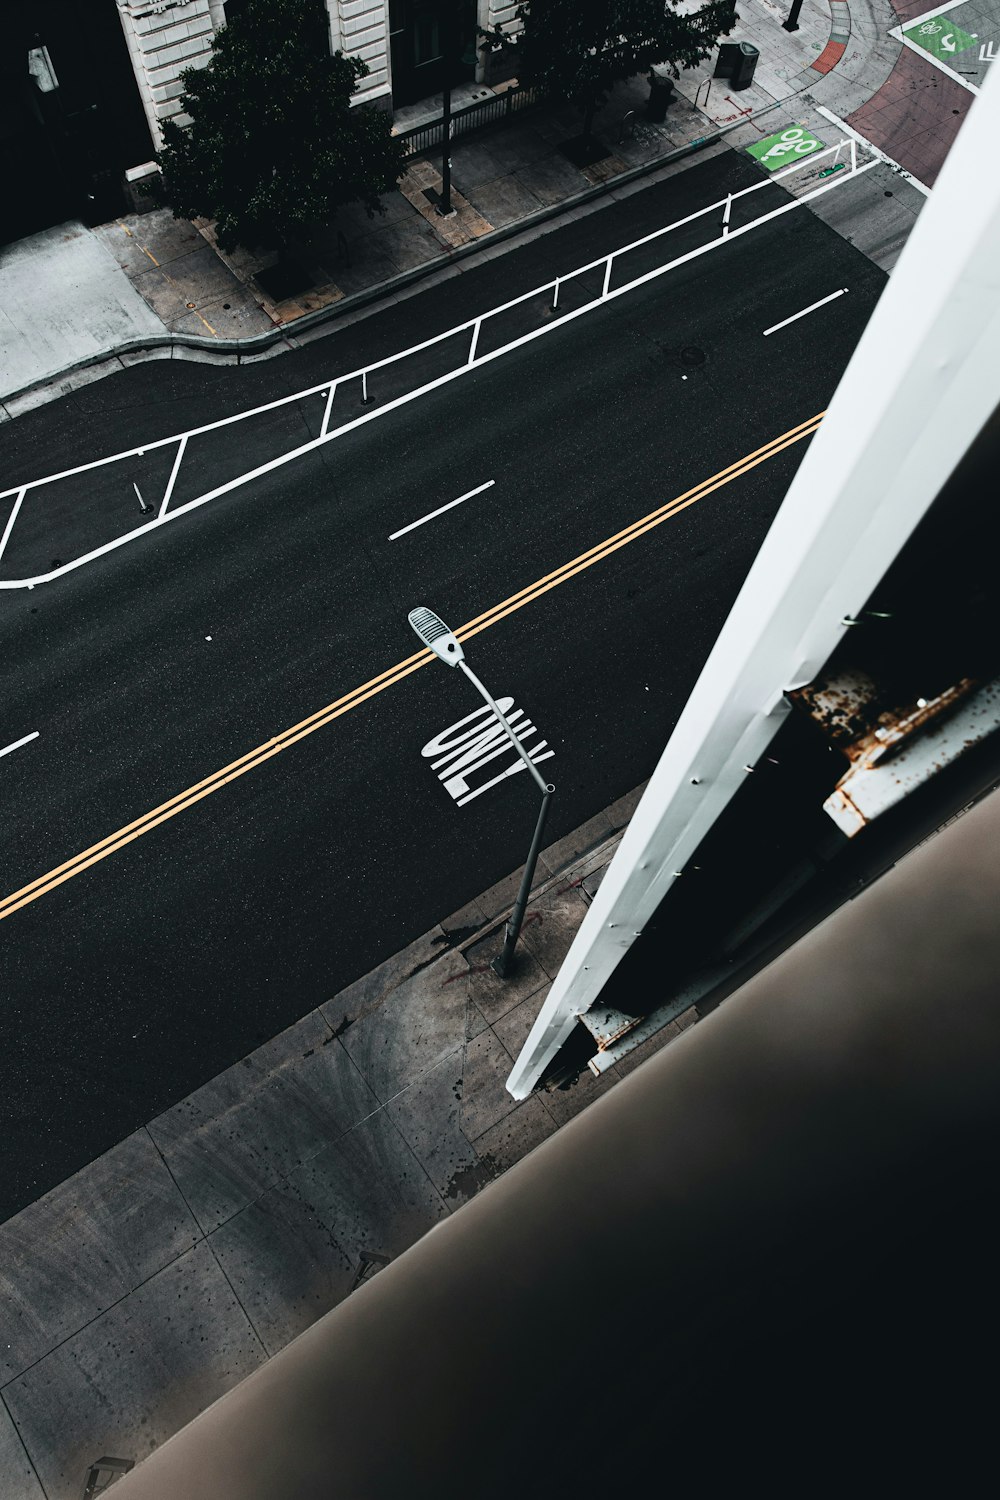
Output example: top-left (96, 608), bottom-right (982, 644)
top-left (0, 221), bottom-right (165, 400)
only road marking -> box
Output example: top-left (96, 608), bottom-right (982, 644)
top-left (0, 415), bottom-right (823, 923)
top-left (422, 699), bottom-right (554, 807)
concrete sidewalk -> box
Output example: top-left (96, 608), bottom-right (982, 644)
top-left (0, 0), bottom-right (939, 414)
top-left (0, 780), bottom-right (713, 1500)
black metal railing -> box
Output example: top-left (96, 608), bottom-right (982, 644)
top-left (397, 84), bottom-right (540, 158)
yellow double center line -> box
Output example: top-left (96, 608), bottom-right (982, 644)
top-left (0, 413), bottom-right (821, 924)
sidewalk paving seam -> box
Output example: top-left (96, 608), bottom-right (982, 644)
top-left (0, 1218), bottom-right (212, 1385)
top-left (142, 1127), bottom-right (274, 1358)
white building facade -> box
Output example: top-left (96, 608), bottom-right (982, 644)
top-left (115, 0), bottom-right (521, 151)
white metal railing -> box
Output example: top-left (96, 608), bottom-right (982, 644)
top-left (0, 138), bottom-right (875, 589)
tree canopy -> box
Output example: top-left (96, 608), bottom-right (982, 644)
top-left (157, 0), bottom-right (407, 253)
top-left (490, 0), bottom-right (738, 135)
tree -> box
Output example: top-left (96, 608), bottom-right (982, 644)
top-left (487, 0), bottom-right (737, 141)
top-left (157, 0), bottom-right (407, 254)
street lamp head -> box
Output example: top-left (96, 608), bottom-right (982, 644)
top-left (408, 606), bottom-right (465, 666)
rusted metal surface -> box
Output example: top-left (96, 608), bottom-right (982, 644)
top-left (824, 677), bottom-right (1000, 836)
top-left (578, 1003), bottom-right (641, 1051)
top-left (788, 670), bottom-right (980, 763)
top-left (587, 996), bottom-right (702, 1076)
top-left (792, 669), bottom-right (990, 839)
top-left (846, 678), bottom-right (978, 769)
top-left (788, 668), bottom-right (881, 749)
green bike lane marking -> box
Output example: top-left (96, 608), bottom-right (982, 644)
top-left (902, 13), bottom-right (978, 60)
top-left (890, 0), bottom-right (992, 92)
top-left (746, 126), bottom-right (826, 173)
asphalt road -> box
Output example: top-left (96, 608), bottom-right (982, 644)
top-left (0, 147), bottom-right (887, 1218)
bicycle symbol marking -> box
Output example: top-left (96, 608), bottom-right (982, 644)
top-left (761, 127), bottom-right (820, 162)
top-left (918, 20), bottom-right (942, 33)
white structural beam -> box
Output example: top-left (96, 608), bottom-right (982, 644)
top-left (506, 63), bottom-right (1000, 1099)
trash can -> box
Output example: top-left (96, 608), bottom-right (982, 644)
top-left (714, 40), bottom-right (741, 78)
top-left (645, 64), bottom-right (675, 123)
top-left (730, 42), bottom-right (760, 90)
top-left (714, 39), bottom-right (759, 87)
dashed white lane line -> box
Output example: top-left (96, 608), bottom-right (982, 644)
top-left (763, 288), bottom-right (849, 337)
top-left (0, 732), bottom-right (39, 760)
top-left (388, 480), bottom-right (496, 541)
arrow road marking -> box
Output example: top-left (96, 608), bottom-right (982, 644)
top-left (0, 731), bottom-right (39, 760)
top-left (388, 480), bottom-right (495, 540)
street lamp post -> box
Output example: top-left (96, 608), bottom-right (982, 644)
top-left (437, 2), bottom-right (457, 215)
top-left (409, 607), bottom-right (554, 978)
top-left (782, 0), bottom-right (804, 30)
top-left (440, 19), bottom-right (452, 215)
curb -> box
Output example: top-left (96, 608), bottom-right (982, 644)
top-left (800, 0), bottom-right (852, 82)
top-left (2, 91), bottom-right (802, 420)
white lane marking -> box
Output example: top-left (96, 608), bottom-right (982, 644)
top-left (1, 158), bottom-right (877, 591)
top-left (159, 434), bottom-right (188, 519)
top-left (814, 107), bottom-right (933, 197)
top-left (388, 480), bottom-right (495, 541)
top-left (0, 487), bottom-right (27, 566)
top-left (891, 0), bottom-right (972, 23)
top-left (0, 731), bottom-right (39, 760)
top-left (894, 32), bottom-right (980, 94)
top-left (763, 289), bottom-right (849, 337)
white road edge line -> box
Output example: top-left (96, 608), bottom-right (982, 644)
top-left (388, 481), bottom-right (496, 540)
top-left (0, 731), bottom-right (39, 760)
top-left (893, 33), bottom-right (980, 95)
top-left (814, 106), bottom-right (933, 197)
top-left (0, 155), bottom-right (879, 591)
top-left (893, 0), bottom-right (971, 27)
top-left (893, 0), bottom-right (972, 19)
top-left (763, 289), bottom-right (848, 337)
